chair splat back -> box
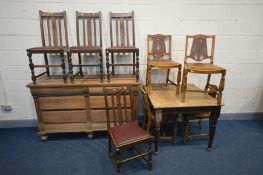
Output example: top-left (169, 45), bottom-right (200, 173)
top-left (76, 11), bottom-right (102, 47)
top-left (185, 34), bottom-right (215, 63)
top-left (109, 11), bottom-right (135, 47)
top-left (103, 87), bottom-right (136, 130)
top-left (39, 11), bottom-right (68, 47)
top-left (147, 34), bottom-right (171, 60)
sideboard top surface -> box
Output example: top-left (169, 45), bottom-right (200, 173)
top-left (27, 75), bottom-right (140, 88)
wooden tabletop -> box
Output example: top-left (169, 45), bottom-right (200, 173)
top-left (148, 84), bottom-right (220, 109)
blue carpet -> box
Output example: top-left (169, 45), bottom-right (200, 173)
top-left (0, 120), bottom-right (262, 175)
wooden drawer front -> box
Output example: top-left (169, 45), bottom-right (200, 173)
top-left (39, 96), bottom-right (85, 110)
top-left (91, 110), bottom-right (132, 122)
top-left (42, 110), bottom-right (87, 124)
top-left (90, 96), bottom-right (131, 109)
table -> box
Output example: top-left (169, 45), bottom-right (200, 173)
top-left (148, 84), bottom-right (222, 153)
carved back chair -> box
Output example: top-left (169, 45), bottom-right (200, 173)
top-left (69, 11), bottom-right (103, 82)
top-left (181, 34), bottom-right (226, 105)
top-left (146, 34), bottom-right (181, 94)
top-left (26, 11), bottom-right (69, 83)
top-left (105, 11), bottom-right (139, 82)
top-left (104, 87), bottom-right (153, 173)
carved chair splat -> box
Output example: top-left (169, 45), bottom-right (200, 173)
top-left (146, 34), bottom-right (182, 94)
top-left (181, 34), bottom-right (226, 105)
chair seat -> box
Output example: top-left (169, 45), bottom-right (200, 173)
top-left (106, 46), bottom-right (139, 53)
top-left (27, 46), bottom-right (68, 53)
top-left (148, 60), bottom-right (181, 69)
top-left (109, 123), bottom-right (152, 148)
top-left (70, 46), bottom-right (102, 53)
top-left (185, 63), bottom-right (225, 74)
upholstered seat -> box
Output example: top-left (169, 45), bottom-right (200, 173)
top-left (109, 122), bottom-right (152, 148)
top-left (104, 87), bottom-right (153, 173)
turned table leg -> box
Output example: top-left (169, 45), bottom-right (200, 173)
top-left (154, 109), bottom-right (162, 154)
top-left (208, 106), bottom-right (221, 151)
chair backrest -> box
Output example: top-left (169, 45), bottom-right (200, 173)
top-left (109, 11), bottom-right (135, 47)
top-left (141, 86), bottom-right (153, 131)
top-left (39, 11), bottom-right (69, 47)
top-left (76, 11), bottom-right (102, 47)
top-left (103, 87), bottom-right (136, 130)
top-left (184, 34), bottom-right (215, 64)
top-left (147, 34), bottom-right (172, 60)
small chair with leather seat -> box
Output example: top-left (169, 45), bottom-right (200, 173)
top-left (146, 34), bottom-right (182, 94)
top-left (181, 34), bottom-right (226, 105)
top-left (105, 11), bottom-right (139, 82)
top-left (26, 11), bottom-right (69, 84)
top-left (104, 86), bottom-right (153, 174)
top-left (68, 11), bottom-right (103, 82)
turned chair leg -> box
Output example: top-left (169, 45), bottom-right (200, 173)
top-left (106, 51), bottom-right (110, 82)
top-left (136, 51), bottom-right (139, 82)
top-left (148, 139), bottom-right (153, 170)
top-left (176, 65), bottom-right (182, 95)
top-left (99, 51), bottom-right (103, 82)
top-left (27, 52), bottom-right (36, 84)
top-left (67, 50), bottom-right (74, 83)
top-left (111, 53), bottom-right (115, 75)
top-left (60, 51), bottom-right (67, 83)
top-left (218, 71), bottom-right (226, 105)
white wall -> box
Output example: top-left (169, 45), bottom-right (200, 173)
top-left (0, 0), bottom-right (263, 121)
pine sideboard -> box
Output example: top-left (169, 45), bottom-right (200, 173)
top-left (27, 76), bottom-right (140, 140)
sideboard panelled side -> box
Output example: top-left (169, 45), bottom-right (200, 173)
top-left (27, 76), bottom-right (139, 140)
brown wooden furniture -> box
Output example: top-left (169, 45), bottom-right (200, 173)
top-left (104, 87), bottom-right (153, 173)
top-left (183, 112), bottom-right (210, 144)
top-left (105, 11), bottom-right (139, 82)
top-left (141, 86), bottom-right (178, 144)
top-left (146, 34), bottom-right (182, 94)
top-left (69, 11), bottom-right (103, 82)
top-left (181, 34), bottom-right (226, 105)
top-left (26, 11), bottom-right (69, 84)
top-left (148, 84), bottom-right (222, 153)
top-left (26, 75), bottom-right (140, 140)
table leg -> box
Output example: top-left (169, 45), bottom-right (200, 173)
top-left (208, 106), bottom-right (221, 151)
top-left (154, 110), bottom-right (162, 154)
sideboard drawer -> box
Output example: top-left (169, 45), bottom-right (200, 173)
top-left (39, 96), bottom-right (85, 110)
top-left (42, 110), bottom-right (87, 124)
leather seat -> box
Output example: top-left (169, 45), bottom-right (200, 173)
top-left (109, 122), bottom-right (152, 148)
top-left (70, 46), bottom-right (102, 53)
top-left (27, 46), bottom-right (68, 53)
top-left (106, 46), bottom-right (139, 53)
